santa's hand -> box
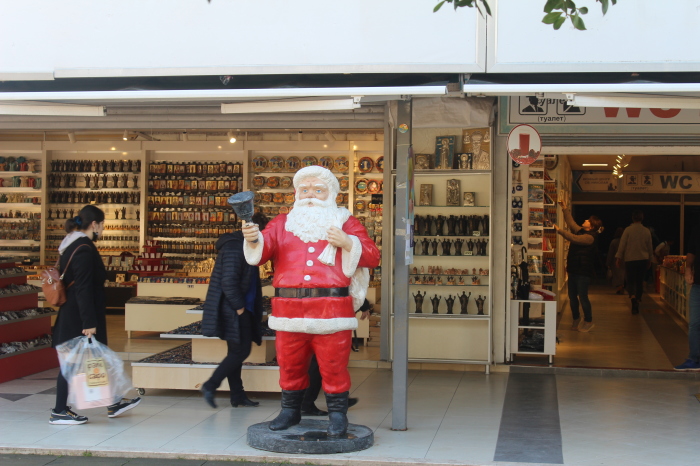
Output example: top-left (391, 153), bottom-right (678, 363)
top-left (327, 226), bottom-right (353, 251)
top-left (242, 222), bottom-right (260, 243)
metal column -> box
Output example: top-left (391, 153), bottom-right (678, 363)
top-left (392, 99), bottom-right (411, 431)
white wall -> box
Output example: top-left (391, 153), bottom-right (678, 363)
top-left (488, 0), bottom-right (700, 73)
top-left (0, 0), bottom-right (485, 79)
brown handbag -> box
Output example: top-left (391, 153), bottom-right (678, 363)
top-left (41, 244), bottom-right (88, 307)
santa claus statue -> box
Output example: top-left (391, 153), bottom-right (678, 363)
top-left (242, 165), bottom-right (380, 437)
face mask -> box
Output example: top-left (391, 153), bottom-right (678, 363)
top-left (92, 231), bottom-right (99, 242)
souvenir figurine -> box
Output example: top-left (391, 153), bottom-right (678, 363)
top-left (413, 290), bottom-right (426, 313)
top-left (421, 238), bottom-right (430, 255)
top-left (431, 238), bottom-right (439, 256)
top-left (430, 294), bottom-right (442, 314)
top-left (441, 239), bottom-right (452, 256)
top-left (454, 238), bottom-right (464, 256)
top-left (476, 295), bottom-right (486, 315)
top-left (445, 295), bottom-right (455, 314)
top-left (459, 291), bottom-right (471, 314)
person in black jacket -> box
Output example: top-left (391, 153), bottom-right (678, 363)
top-left (200, 213), bottom-right (268, 408)
top-left (50, 205), bottom-right (140, 425)
top-left (554, 199), bottom-right (603, 333)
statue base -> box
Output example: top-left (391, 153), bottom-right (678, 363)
top-left (247, 419), bottom-right (373, 454)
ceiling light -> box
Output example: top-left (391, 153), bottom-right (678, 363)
top-left (67, 132), bottom-right (76, 143)
top-left (582, 163), bottom-right (608, 167)
top-left (221, 97), bottom-right (361, 114)
top-left (0, 101), bottom-right (105, 116)
top-left (567, 94), bottom-right (700, 110)
top-left (228, 131), bottom-right (236, 143)
top-left (618, 174), bottom-right (624, 178)
top-left (122, 130), bottom-right (129, 141)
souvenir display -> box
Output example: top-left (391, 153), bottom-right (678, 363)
top-left (284, 192), bottom-right (296, 204)
top-left (268, 156), bottom-right (285, 172)
top-left (279, 206), bottom-right (289, 214)
top-left (286, 156), bottom-right (301, 171)
top-left (336, 193), bottom-right (344, 204)
top-left (355, 178), bottom-right (369, 195)
top-left (280, 176), bottom-right (293, 189)
top-left (319, 156), bottom-right (334, 171)
top-left (301, 155), bottom-right (318, 167)
top-left (252, 176), bottom-right (266, 188)
top-left (339, 176), bottom-right (349, 191)
top-left (367, 180), bottom-right (380, 194)
top-left (435, 136), bottom-right (455, 170)
top-left (358, 157), bottom-right (374, 173)
top-left (252, 156), bottom-right (268, 172)
top-left (446, 179), bottom-right (461, 206)
top-left (415, 154), bottom-right (432, 170)
top-left (463, 192), bottom-right (476, 207)
top-left (334, 156), bottom-right (349, 172)
top-left (419, 184), bottom-right (433, 206)
top-left (266, 176), bottom-right (280, 188)
top-left (253, 192), bottom-right (262, 203)
top-left (462, 128), bottom-right (491, 170)
top-left (355, 200), bottom-right (366, 211)
top-left (262, 192), bottom-right (273, 203)
top-left (273, 192), bottom-right (285, 203)
top-left (376, 156), bottom-right (384, 172)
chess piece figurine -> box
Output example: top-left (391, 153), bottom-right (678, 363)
top-left (133, 175), bottom-right (139, 189)
top-left (421, 238), bottom-right (430, 255)
top-left (431, 238), bottom-right (439, 256)
top-left (476, 295), bottom-right (486, 315)
top-left (459, 291), bottom-right (471, 314)
top-left (447, 215), bottom-right (457, 236)
top-left (430, 294), bottom-right (442, 314)
top-left (445, 294), bottom-right (455, 314)
top-left (454, 238), bottom-right (464, 255)
top-left (413, 291), bottom-right (427, 313)
top-left (121, 207), bottom-right (127, 219)
top-left (436, 216), bottom-right (445, 236)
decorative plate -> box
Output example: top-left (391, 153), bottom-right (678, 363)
top-left (358, 157), bottom-right (374, 173)
top-left (279, 206), bottom-right (289, 214)
top-left (267, 176), bottom-right (280, 188)
top-left (355, 178), bottom-right (368, 195)
top-left (252, 176), bottom-right (266, 188)
top-left (284, 192), bottom-right (296, 204)
top-left (355, 200), bottom-right (366, 211)
top-left (320, 156), bottom-right (334, 171)
top-left (302, 155), bottom-right (318, 167)
top-left (367, 180), bottom-right (380, 194)
top-left (334, 156), bottom-right (349, 172)
top-left (376, 156), bottom-right (384, 172)
top-left (280, 176), bottom-right (293, 189)
top-left (268, 156), bottom-right (285, 172)
top-left (262, 192), bottom-right (274, 203)
top-left (253, 192), bottom-right (262, 203)
top-left (286, 156), bottom-right (301, 171)
top-left (335, 193), bottom-right (344, 205)
top-left (273, 192), bottom-right (285, 203)
top-left (339, 176), bottom-right (349, 191)
top-left (252, 156), bottom-right (268, 172)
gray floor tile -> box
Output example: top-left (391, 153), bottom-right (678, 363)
top-left (0, 455), bottom-right (60, 466)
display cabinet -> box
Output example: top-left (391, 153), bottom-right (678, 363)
top-left (660, 260), bottom-right (689, 322)
top-left (510, 299), bottom-right (557, 364)
top-left (351, 151), bottom-right (384, 287)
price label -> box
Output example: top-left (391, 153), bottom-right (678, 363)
top-left (85, 358), bottom-right (109, 387)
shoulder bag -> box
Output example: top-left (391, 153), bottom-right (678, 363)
top-left (41, 244), bottom-right (89, 307)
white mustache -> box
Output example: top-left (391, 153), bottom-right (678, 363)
top-left (296, 198), bottom-right (325, 207)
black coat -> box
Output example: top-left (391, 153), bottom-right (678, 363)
top-left (52, 236), bottom-right (108, 346)
top-left (202, 232), bottom-right (263, 345)
top-left (566, 229), bottom-right (599, 278)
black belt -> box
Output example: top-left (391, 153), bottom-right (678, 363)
top-left (275, 287), bottom-right (349, 298)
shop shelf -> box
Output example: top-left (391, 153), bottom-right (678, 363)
top-left (0, 311), bottom-right (57, 327)
top-left (0, 346), bottom-right (58, 384)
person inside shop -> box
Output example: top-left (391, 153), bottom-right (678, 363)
top-left (50, 205), bottom-right (141, 425)
top-left (675, 229), bottom-right (700, 371)
top-left (200, 212), bottom-right (269, 409)
top-left (242, 165), bottom-right (380, 437)
top-left (655, 238), bottom-right (674, 266)
top-left (300, 298), bottom-right (371, 417)
top-left (615, 210), bottom-right (654, 314)
top-left (553, 199), bottom-right (603, 333)
top-left (607, 227), bottom-right (626, 295)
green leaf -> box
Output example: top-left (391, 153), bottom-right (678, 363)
top-left (565, 0), bottom-right (576, 11)
top-left (544, 0), bottom-right (558, 13)
top-left (481, 0), bottom-right (492, 15)
top-left (600, 0), bottom-right (610, 14)
top-left (434, 1), bottom-right (446, 12)
top-left (553, 0), bottom-right (566, 9)
top-left (543, 11), bottom-right (563, 24)
top-left (553, 16), bottom-right (567, 30)
top-left (571, 14), bottom-right (586, 30)
top-left (579, 6), bottom-right (588, 14)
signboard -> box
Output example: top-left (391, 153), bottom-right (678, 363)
top-left (573, 171), bottom-right (620, 192)
top-left (507, 124), bottom-right (541, 165)
top-left (573, 171), bottom-right (700, 193)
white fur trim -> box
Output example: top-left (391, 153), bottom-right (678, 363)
top-left (268, 316), bottom-right (358, 334)
top-left (350, 267), bottom-right (370, 311)
top-left (243, 232), bottom-right (264, 265)
top-left (342, 235), bottom-right (362, 278)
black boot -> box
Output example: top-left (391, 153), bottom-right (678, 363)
top-left (325, 391), bottom-right (349, 437)
top-left (269, 389), bottom-right (304, 431)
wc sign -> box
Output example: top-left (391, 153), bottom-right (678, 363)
top-left (621, 173), bottom-right (700, 193)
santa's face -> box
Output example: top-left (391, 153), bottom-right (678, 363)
top-left (297, 176), bottom-right (330, 204)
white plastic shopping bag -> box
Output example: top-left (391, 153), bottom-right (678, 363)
top-left (55, 336), bottom-right (132, 409)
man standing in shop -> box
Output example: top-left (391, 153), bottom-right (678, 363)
top-left (675, 231), bottom-right (700, 371)
top-left (616, 210), bottom-right (655, 314)
top-left (242, 165), bottom-right (380, 437)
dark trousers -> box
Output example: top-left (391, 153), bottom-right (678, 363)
top-left (54, 372), bottom-right (69, 412)
top-left (204, 311), bottom-right (253, 401)
top-left (568, 274), bottom-right (592, 322)
top-left (625, 260), bottom-right (648, 301)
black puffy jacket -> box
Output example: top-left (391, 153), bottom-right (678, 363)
top-left (201, 232), bottom-right (262, 345)
top-left (566, 229), bottom-right (599, 278)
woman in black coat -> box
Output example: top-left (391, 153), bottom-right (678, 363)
top-left (50, 205), bottom-right (140, 425)
top-left (200, 213), bottom-right (267, 408)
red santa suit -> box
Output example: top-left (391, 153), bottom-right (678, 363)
top-left (244, 211), bottom-right (380, 394)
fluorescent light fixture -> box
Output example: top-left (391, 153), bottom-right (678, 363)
top-left (221, 98), bottom-right (361, 114)
top-left (567, 94), bottom-right (700, 110)
top-left (67, 132), bottom-right (76, 143)
top-left (0, 101), bottom-right (105, 116)
top-left (228, 131), bottom-right (236, 143)
top-left (582, 163), bottom-right (608, 167)
top-left (122, 130), bottom-right (129, 141)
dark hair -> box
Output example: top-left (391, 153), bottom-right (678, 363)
top-left (631, 210), bottom-right (644, 222)
top-left (65, 205), bottom-right (105, 233)
top-left (588, 215), bottom-right (603, 232)
top-left (252, 212), bottom-right (269, 231)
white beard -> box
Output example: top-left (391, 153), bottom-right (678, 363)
top-left (286, 197), bottom-right (342, 243)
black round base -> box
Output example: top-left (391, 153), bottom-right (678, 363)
top-left (247, 419), bottom-right (374, 454)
